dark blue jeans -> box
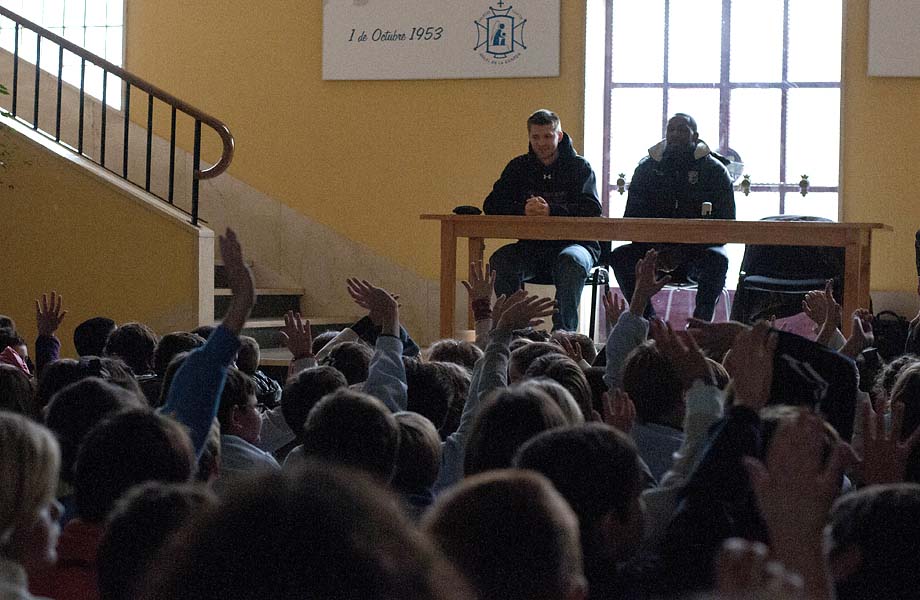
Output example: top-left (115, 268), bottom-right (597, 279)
top-left (490, 242), bottom-right (594, 331)
top-left (610, 243), bottom-right (729, 321)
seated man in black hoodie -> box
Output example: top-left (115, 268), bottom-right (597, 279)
top-left (610, 113), bottom-right (736, 321)
top-left (484, 109), bottom-right (601, 332)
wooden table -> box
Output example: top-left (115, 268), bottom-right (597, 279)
top-left (421, 214), bottom-right (891, 338)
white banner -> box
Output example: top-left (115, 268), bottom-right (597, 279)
top-left (322, 0), bottom-right (560, 80)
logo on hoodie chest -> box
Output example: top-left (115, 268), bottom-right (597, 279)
top-left (688, 171), bottom-right (699, 185)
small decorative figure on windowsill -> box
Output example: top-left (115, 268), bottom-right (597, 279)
top-left (799, 174), bottom-right (809, 196)
top-left (740, 174), bottom-right (751, 197)
top-left (616, 173), bottom-right (626, 195)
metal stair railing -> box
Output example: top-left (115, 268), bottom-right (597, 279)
top-left (0, 6), bottom-right (234, 225)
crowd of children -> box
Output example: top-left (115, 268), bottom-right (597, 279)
top-left (2, 229), bottom-right (920, 599)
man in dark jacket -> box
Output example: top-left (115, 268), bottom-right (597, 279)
top-left (610, 113), bottom-right (736, 321)
top-left (484, 109), bottom-right (601, 331)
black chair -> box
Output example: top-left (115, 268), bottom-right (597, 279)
top-left (730, 215), bottom-right (844, 324)
top-left (586, 249), bottom-right (612, 339)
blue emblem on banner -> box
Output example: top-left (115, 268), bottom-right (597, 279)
top-left (475, 1), bottom-right (527, 63)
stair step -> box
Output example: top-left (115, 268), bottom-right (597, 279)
top-left (259, 347), bottom-right (296, 367)
top-left (225, 316), bottom-right (362, 350)
top-left (214, 263), bottom-right (229, 289)
top-left (213, 262), bottom-right (255, 289)
top-left (214, 288), bottom-right (303, 320)
top-left (213, 287), bottom-right (304, 296)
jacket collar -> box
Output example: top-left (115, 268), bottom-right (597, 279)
top-left (648, 138), bottom-right (712, 162)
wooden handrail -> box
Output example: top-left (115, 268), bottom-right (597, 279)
top-left (0, 6), bottom-right (234, 180)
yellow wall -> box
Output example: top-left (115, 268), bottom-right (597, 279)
top-left (125, 1), bottom-right (915, 291)
top-left (0, 125), bottom-right (210, 357)
top-left (842, 0), bottom-right (920, 290)
top-left (125, 1), bottom-right (586, 281)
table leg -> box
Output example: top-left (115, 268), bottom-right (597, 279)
top-left (858, 230), bottom-right (872, 314)
top-left (842, 236), bottom-right (861, 337)
top-left (440, 222), bottom-right (457, 339)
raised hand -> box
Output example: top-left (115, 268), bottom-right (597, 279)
top-left (600, 388), bottom-right (636, 433)
top-left (601, 289), bottom-right (627, 329)
top-left (840, 309), bottom-right (874, 359)
top-left (553, 332), bottom-right (583, 364)
top-left (491, 289), bottom-right (527, 331)
top-left (686, 317), bottom-right (748, 359)
top-left (461, 261), bottom-right (496, 305)
top-left (745, 411), bottom-right (852, 598)
top-left (723, 321), bottom-right (778, 411)
top-left (35, 291), bottom-right (67, 337)
top-left (744, 412), bottom-right (851, 600)
top-left (858, 398), bottom-right (920, 485)
top-left (745, 412), bottom-right (851, 541)
top-left (802, 289), bottom-right (830, 328)
top-left (650, 318), bottom-right (713, 389)
top-left (219, 228), bottom-right (256, 334)
top-left (630, 249), bottom-right (670, 315)
top-left (496, 294), bottom-right (555, 332)
top-left (280, 310), bottom-right (313, 359)
top-left (346, 278), bottom-right (400, 336)
top-left (815, 280), bottom-right (841, 348)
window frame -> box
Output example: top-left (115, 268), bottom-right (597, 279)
top-left (0, 0), bottom-right (126, 107)
top-left (600, 0), bottom-right (841, 216)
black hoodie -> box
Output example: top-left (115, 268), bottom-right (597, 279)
top-left (483, 132), bottom-right (601, 260)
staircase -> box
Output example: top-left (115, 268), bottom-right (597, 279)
top-left (2, 5), bottom-right (437, 348)
top-left (213, 264), bottom-right (360, 370)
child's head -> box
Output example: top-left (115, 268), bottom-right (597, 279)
top-left (872, 354), bottom-right (919, 410)
top-left (301, 389), bottom-right (400, 482)
top-left (139, 462), bottom-right (468, 600)
top-left (235, 336), bottom-right (261, 376)
top-left (45, 377), bottom-right (143, 484)
top-left (404, 359), bottom-right (470, 432)
top-left (525, 354), bottom-right (593, 422)
top-left (424, 469), bottom-right (585, 600)
top-left (74, 410), bottom-right (195, 523)
top-left (0, 363), bottom-right (37, 418)
top-left (890, 363), bottom-right (920, 482)
top-left (515, 424), bottom-right (645, 566)
top-left (509, 342), bottom-right (565, 383)
top-left (463, 386), bottom-right (567, 476)
top-left (622, 341), bottom-right (684, 426)
top-left (36, 356), bottom-right (143, 413)
top-left (73, 317), bottom-right (116, 357)
top-left (321, 341), bottom-right (373, 385)
top-left (827, 483), bottom-right (920, 600)
top-left (0, 413), bottom-right (61, 568)
top-left (392, 411), bottom-right (442, 496)
top-left (216, 368), bottom-right (260, 445)
top-left (516, 378), bottom-right (584, 425)
top-left (426, 339), bottom-right (483, 371)
top-left (280, 366), bottom-right (348, 444)
top-left (153, 332), bottom-right (205, 378)
top-left (311, 330), bottom-right (340, 355)
top-left (104, 322), bottom-right (159, 375)
top-left (97, 482), bottom-right (217, 600)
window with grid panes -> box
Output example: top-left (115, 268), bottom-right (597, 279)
top-left (0, 0), bottom-right (124, 107)
top-left (601, 0), bottom-right (842, 288)
top-left (600, 0), bottom-right (842, 287)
